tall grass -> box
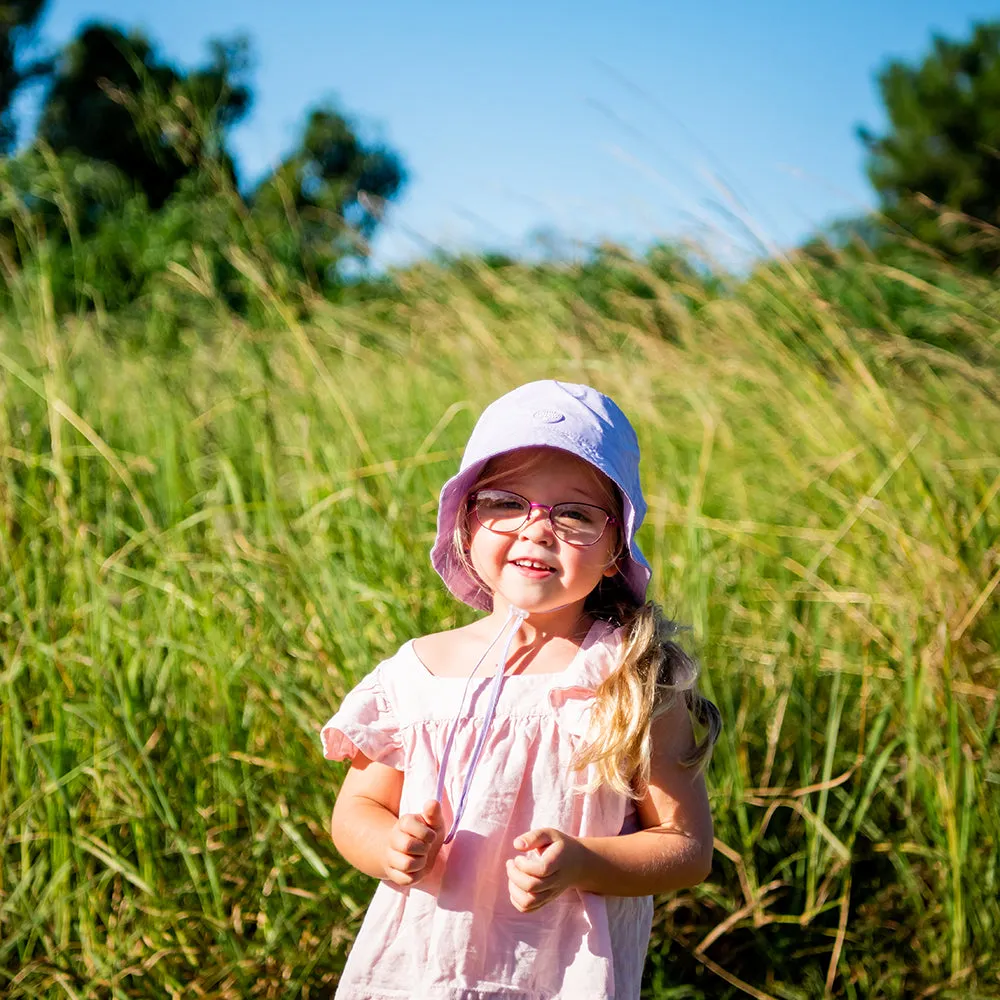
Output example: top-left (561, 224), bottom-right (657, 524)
top-left (1, 241), bottom-right (998, 999)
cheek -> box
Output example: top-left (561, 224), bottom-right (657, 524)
top-left (601, 528), bottom-right (623, 570)
top-left (591, 535), bottom-right (620, 576)
top-left (565, 540), bottom-right (615, 577)
top-left (468, 523), bottom-right (504, 567)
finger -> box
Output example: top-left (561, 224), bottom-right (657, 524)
top-left (386, 848), bottom-right (426, 875)
top-left (508, 883), bottom-right (537, 913)
top-left (508, 881), bottom-right (558, 913)
top-left (397, 815), bottom-right (437, 849)
top-left (505, 859), bottom-right (547, 894)
top-left (386, 865), bottom-right (433, 888)
top-left (513, 828), bottom-right (555, 854)
top-left (422, 799), bottom-right (444, 832)
top-left (384, 864), bottom-right (417, 887)
top-left (389, 828), bottom-right (431, 857)
top-left (397, 813), bottom-right (434, 839)
top-left (514, 839), bottom-right (564, 878)
top-left (512, 851), bottom-right (552, 878)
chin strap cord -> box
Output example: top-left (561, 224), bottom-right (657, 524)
top-left (434, 604), bottom-right (529, 845)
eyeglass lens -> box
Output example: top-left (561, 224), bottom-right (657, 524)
top-left (473, 490), bottom-right (610, 545)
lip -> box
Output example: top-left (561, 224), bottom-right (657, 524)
top-left (508, 557), bottom-right (557, 578)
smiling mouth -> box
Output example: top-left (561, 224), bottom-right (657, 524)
top-left (511, 559), bottom-right (556, 573)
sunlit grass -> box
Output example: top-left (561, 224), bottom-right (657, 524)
top-left (1, 243), bottom-right (998, 998)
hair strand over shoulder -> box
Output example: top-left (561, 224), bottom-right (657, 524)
top-left (575, 588), bottom-right (722, 798)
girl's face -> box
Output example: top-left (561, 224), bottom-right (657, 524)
top-left (466, 447), bottom-right (620, 618)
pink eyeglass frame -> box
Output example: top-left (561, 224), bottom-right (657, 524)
top-left (470, 489), bottom-right (617, 546)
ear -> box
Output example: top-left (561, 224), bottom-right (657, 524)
top-left (602, 559), bottom-right (620, 579)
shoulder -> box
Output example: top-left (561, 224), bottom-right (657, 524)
top-left (581, 619), bottom-right (629, 679)
top-left (411, 621), bottom-right (494, 678)
top-left (342, 639), bottom-right (420, 703)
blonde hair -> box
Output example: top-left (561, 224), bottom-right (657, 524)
top-left (452, 447), bottom-right (722, 796)
top-left (576, 579), bottom-right (722, 796)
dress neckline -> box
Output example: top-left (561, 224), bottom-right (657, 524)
top-left (405, 618), bottom-right (609, 681)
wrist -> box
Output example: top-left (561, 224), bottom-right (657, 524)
top-left (562, 834), bottom-right (589, 891)
top-left (571, 830), bottom-right (712, 896)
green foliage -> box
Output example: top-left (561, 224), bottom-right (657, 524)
top-left (36, 24), bottom-right (251, 210)
top-left (0, 148), bottom-right (244, 331)
top-left (0, 243), bottom-right (998, 998)
top-left (0, 20), bottom-right (406, 319)
top-left (860, 21), bottom-right (1000, 273)
top-left (772, 221), bottom-right (999, 367)
top-left (0, 0), bottom-right (48, 152)
top-left (250, 106), bottom-right (406, 289)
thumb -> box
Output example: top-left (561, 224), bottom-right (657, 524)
top-left (513, 828), bottom-right (555, 853)
top-left (422, 799), bottom-right (444, 832)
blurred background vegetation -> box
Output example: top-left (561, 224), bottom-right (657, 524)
top-left (0, 3), bottom-right (998, 998)
top-left (0, 4), bottom-right (406, 339)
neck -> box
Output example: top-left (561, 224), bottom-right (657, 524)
top-left (485, 596), bottom-right (592, 646)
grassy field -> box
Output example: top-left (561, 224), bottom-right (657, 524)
top-left (1, 245), bottom-right (999, 998)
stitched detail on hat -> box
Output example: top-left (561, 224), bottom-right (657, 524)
top-left (532, 409), bottom-right (565, 423)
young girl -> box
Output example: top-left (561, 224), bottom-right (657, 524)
top-left (321, 380), bottom-right (720, 999)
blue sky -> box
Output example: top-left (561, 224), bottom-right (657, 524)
top-left (21, 0), bottom-right (1000, 266)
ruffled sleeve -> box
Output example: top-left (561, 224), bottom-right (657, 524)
top-left (320, 667), bottom-right (404, 770)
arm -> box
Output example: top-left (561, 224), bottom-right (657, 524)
top-left (331, 752), bottom-right (444, 885)
top-left (574, 694), bottom-right (714, 894)
top-left (506, 697), bottom-right (714, 910)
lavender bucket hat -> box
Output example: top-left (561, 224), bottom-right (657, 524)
top-left (430, 380), bottom-right (651, 611)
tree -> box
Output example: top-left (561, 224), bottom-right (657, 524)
top-left (35, 24), bottom-right (252, 211)
top-left (250, 106), bottom-right (406, 286)
top-left (0, 0), bottom-right (49, 152)
top-left (0, 21), bottom-right (407, 316)
top-left (859, 21), bottom-right (1000, 273)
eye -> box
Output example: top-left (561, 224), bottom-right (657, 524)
top-left (476, 491), bottom-right (527, 513)
top-left (555, 504), bottom-right (599, 525)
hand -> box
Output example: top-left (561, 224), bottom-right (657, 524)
top-left (506, 828), bottom-right (585, 913)
top-left (383, 799), bottom-right (444, 887)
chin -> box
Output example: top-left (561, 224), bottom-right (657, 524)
top-left (502, 590), bottom-right (579, 616)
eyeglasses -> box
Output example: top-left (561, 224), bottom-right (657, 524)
top-left (470, 489), bottom-right (616, 546)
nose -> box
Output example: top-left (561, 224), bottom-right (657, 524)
top-left (518, 505), bottom-right (555, 541)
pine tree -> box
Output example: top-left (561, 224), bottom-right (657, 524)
top-left (859, 21), bottom-right (1000, 273)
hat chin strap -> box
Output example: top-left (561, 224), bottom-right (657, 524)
top-left (434, 595), bottom-right (587, 844)
top-left (434, 604), bottom-right (528, 844)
